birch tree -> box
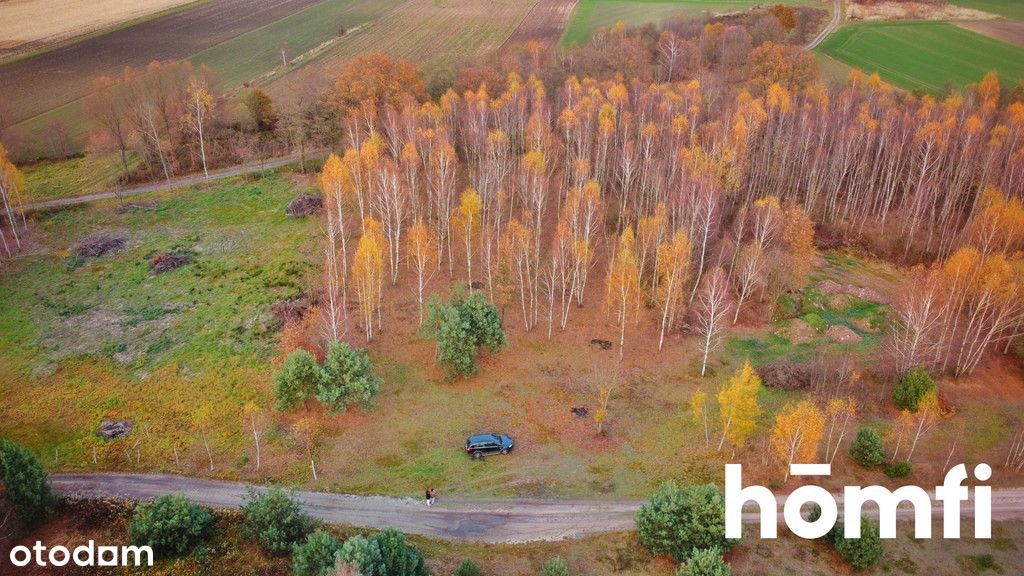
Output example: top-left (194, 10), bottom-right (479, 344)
top-left (655, 229), bottom-right (691, 349)
top-left (352, 218), bottom-right (385, 342)
top-left (185, 81), bottom-right (214, 179)
top-left (717, 362), bottom-right (762, 452)
top-left (406, 218), bottom-right (436, 326)
top-left (452, 189), bottom-right (483, 286)
top-left (694, 267), bottom-right (732, 376)
top-left (605, 226), bottom-right (641, 359)
top-left (770, 400), bottom-right (825, 481)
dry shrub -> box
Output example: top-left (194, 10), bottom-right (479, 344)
top-left (278, 304), bottom-right (321, 362)
top-left (285, 193), bottom-right (323, 217)
top-left (75, 233), bottom-right (126, 258)
top-left (148, 251), bottom-right (190, 274)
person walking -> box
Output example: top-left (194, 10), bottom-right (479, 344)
top-left (427, 487), bottom-right (436, 506)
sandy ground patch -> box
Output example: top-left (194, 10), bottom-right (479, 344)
top-left (958, 19), bottom-right (1024, 48)
top-left (0, 0), bottom-right (195, 57)
top-left (848, 0), bottom-right (997, 20)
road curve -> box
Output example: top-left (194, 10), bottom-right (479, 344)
top-left (23, 154), bottom-right (323, 213)
top-left (806, 0), bottom-right (842, 50)
top-left (51, 473), bottom-right (1024, 544)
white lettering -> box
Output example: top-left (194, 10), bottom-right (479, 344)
top-left (10, 546), bottom-right (31, 567)
top-left (8, 541), bottom-right (153, 568)
top-left (48, 545), bottom-right (70, 567)
top-left (724, 463), bottom-right (993, 540)
top-left (725, 463), bottom-right (777, 538)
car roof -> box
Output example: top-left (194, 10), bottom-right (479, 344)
top-left (468, 433), bottom-right (500, 442)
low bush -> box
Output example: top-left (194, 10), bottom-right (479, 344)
top-left (636, 481), bottom-right (735, 562)
top-left (453, 559), bottom-right (483, 576)
top-left (833, 516), bottom-right (884, 570)
top-left (893, 368), bottom-right (935, 411)
top-left (128, 494), bottom-right (213, 558)
top-left (292, 529), bottom-right (341, 576)
top-left (240, 487), bottom-right (314, 555)
top-left (676, 547), bottom-right (731, 576)
top-left (541, 557), bottom-right (570, 576)
top-left (849, 427), bottom-right (886, 469)
top-left (885, 461), bottom-right (912, 479)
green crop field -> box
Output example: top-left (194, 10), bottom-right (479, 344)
top-left (817, 21), bottom-right (1024, 92)
top-left (190, 0), bottom-right (402, 88)
top-left (559, 0), bottom-right (815, 47)
top-left (951, 0), bottom-right (1024, 20)
top-left (22, 153), bottom-right (138, 202)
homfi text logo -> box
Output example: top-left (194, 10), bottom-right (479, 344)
top-left (7, 540), bottom-right (153, 569)
top-left (725, 463), bottom-right (992, 539)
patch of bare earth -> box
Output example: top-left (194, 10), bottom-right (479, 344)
top-left (0, 0), bottom-right (195, 59)
top-left (957, 20), bottom-right (1024, 48)
top-left (848, 1), bottom-right (998, 20)
top-left (501, 0), bottom-right (579, 49)
top-left (0, 0), bottom-right (323, 124)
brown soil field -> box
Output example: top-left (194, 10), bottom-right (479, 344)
top-left (957, 19), bottom-right (1024, 48)
top-left (0, 0), bottom-right (322, 126)
top-left (0, 0), bottom-right (197, 59)
top-left (501, 0), bottom-right (580, 48)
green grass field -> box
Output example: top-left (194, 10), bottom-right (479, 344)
top-left (951, 0), bottom-right (1024, 20)
top-left (190, 0), bottom-right (402, 88)
top-left (22, 153), bottom-right (136, 202)
top-left (559, 0), bottom-right (814, 47)
top-left (817, 21), bottom-right (1024, 92)
top-left (0, 173), bottom-right (319, 470)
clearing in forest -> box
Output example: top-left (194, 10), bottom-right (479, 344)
top-left (817, 21), bottom-right (1024, 92)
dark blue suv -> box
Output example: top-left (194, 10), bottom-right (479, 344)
top-left (465, 433), bottom-right (514, 459)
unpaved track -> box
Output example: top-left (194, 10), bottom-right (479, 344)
top-left (806, 0), bottom-right (842, 50)
top-left (52, 473), bottom-right (1024, 543)
top-left (23, 154), bottom-right (316, 212)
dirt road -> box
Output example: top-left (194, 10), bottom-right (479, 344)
top-left (806, 0), bottom-right (842, 50)
top-left (51, 473), bottom-right (1024, 543)
top-left (24, 155), bottom-right (315, 212)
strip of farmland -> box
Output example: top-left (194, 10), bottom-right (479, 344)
top-left (270, 0), bottom-right (539, 93)
top-left (0, 0), bottom-right (324, 126)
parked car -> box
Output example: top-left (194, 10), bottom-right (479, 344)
top-left (465, 433), bottom-right (514, 459)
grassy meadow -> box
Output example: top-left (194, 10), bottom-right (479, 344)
top-left (950, 0), bottom-right (1024, 20)
top-left (189, 0), bottom-right (403, 88)
top-left (2, 169), bottom-right (1022, 502)
top-left (559, 0), bottom-right (816, 47)
top-left (0, 172), bottom-right (320, 471)
top-left (21, 153), bottom-right (135, 202)
top-left (817, 21), bottom-right (1024, 92)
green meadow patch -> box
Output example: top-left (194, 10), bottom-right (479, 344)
top-left (817, 21), bottom-right (1024, 92)
top-left (951, 0), bottom-right (1024, 20)
top-left (560, 0), bottom-right (816, 47)
top-left (0, 173), bottom-right (319, 459)
top-left (190, 0), bottom-right (402, 87)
